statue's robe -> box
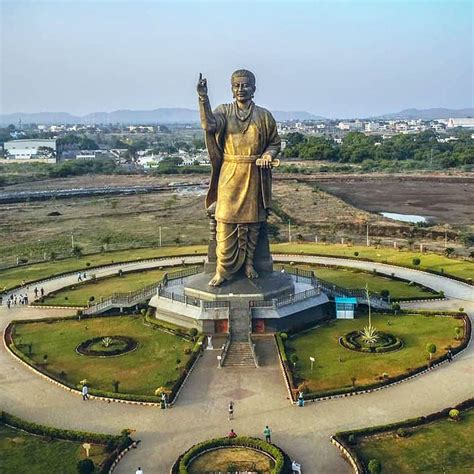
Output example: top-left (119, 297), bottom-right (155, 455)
top-left (204, 102), bottom-right (281, 278)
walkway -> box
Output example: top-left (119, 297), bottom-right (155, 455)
top-left (1, 255), bottom-right (473, 473)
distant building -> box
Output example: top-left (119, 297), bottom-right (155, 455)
top-left (446, 118), bottom-right (474, 128)
top-left (4, 139), bottom-right (57, 162)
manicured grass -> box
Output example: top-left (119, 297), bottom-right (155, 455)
top-left (286, 313), bottom-right (462, 393)
top-left (0, 423), bottom-right (107, 474)
top-left (42, 267), bottom-right (185, 307)
top-left (2, 242), bottom-right (472, 293)
top-left (13, 316), bottom-right (193, 395)
top-left (302, 265), bottom-right (435, 299)
top-left (355, 408), bottom-right (474, 473)
top-left (272, 243), bottom-right (474, 280)
top-left (188, 447), bottom-right (275, 473)
top-left (0, 245), bottom-right (206, 291)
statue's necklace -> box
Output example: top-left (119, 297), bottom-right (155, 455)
top-left (235, 103), bottom-right (254, 134)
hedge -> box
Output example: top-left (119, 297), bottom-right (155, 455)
top-left (175, 436), bottom-right (290, 474)
top-left (0, 411), bottom-right (133, 474)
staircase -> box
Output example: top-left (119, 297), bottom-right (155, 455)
top-left (223, 342), bottom-right (256, 368)
top-left (222, 307), bottom-right (257, 368)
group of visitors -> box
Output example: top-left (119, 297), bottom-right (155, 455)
top-left (77, 272), bottom-right (88, 282)
top-left (5, 292), bottom-right (29, 308)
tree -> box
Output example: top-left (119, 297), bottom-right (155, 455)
top-left (454, 326), bottom-right (463, 340)
top-left (77, 458), bottom-right (95, 474)
top-left (72, 244), bottom-right (83, 258)
top-left (367, 459), bottom-right (381, 474)
top-left (426, 343), bottom-right (437, 361)
top-left (444, 247), bottom-right (455, 258)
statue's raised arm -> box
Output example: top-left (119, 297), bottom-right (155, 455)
top-left (197, 73), bottom-right (216, 132)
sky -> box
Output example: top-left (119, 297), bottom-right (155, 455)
top-left (1, 0), bottom-right (473, 118)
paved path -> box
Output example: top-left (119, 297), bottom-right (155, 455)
top-left (1, 255), bottom-right (473, 473)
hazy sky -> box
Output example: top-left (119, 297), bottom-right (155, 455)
top-left (1, 0), bottom-right (472, 118)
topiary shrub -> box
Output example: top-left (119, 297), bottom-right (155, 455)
top-left (412, 257), bottom-right (421, 266)
top-left (77, 458), bottom-right (95, 474)
top-left (368, 459), bottom-right (381, 474)
top-left (449, 409), bottom-right (460, 421)
top-left (397, 427), bottom-right (408, 437)
top-left (279, 332), bottom-right (288, 340)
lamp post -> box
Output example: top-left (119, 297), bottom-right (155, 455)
top-left (310, 356), bottom-right (315, 371)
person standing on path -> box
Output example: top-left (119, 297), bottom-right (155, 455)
top-left (82, 384), bottom-right (89, 401)
top-left (263, 425), bottom-right (272, 443)
top-left (228, 400), bottom-right (234, 420)
top-left (228, 428), bottom-right (237, 438)
top-left (136, 468), bottom-right (144, 474)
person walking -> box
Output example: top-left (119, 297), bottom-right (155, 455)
top-left (34, 287), bottom-right (38, 298)
top-left (263, 425), bottom-right (272, 443)
top-left (136, 468), bottom-right (144, 474)
top-left (228, 400), bottom-right (234, 420)
top-left (82, 384), bottom-right (89, 401)
top-left (447, 349), bottom-right (453, 362)
top-left (40, 287), bottom-right (44, 297)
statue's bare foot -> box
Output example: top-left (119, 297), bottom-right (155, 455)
top-left (209, 273), bottom-right (225, 287)
top-left (245, 265), bottom-right (259, 279)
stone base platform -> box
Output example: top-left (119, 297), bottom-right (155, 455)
top-left (184, 271), bottom-right (295, 303)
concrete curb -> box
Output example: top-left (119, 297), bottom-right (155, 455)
top-left (330, 436), bottom-right (362, 474)
top-left (109, 440), bottom-right (139, 473)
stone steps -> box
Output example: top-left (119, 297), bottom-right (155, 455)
top-left (223, 342), bottom-right (256, 368)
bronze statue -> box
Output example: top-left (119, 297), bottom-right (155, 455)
top-left (197, 70), bottom-right (281, 287)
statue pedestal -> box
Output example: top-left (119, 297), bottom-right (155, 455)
top-left (184, 271), bottom-right (294, 303)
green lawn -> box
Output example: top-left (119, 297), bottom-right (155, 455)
top-left (302, 265), bottom-right (435, 299)
top-left (286, 313), bottom-right (462, 393)
top-left (42, 267), bottom-right (185, 307)
top-left (0, 245), bottom-right (206, 291)
top-left (12, 316), bottom-right (193, 395)
top-left (355, 408), bottom-right (474, 473)
top-left (1, 242), bottom-right (472, 293)
top-left (0, 424), bottom-right (107, 474)
top-left (272, 243), bottom-right (474, 280)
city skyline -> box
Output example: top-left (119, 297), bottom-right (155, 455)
top-left (1, 0), bottom-right (473, 118)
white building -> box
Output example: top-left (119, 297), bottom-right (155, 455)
top-left (447, 118), bottom-right (474, 128)
top-left (4, 139), bottom-right (57, 161)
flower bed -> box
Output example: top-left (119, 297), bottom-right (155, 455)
top-left (76, 336), bottom-right (138, 357)
top-left (340, 331), bottom-right (403, 353)
top-left (172, 436), bottom-right (292, 474)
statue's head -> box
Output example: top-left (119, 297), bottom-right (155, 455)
top-left (231, 69), bottom-right (256, 102)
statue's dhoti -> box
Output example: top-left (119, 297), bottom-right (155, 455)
top-left (216, 222), bottom-right (260, 278)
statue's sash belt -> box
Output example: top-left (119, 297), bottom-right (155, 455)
top-left (223, 153), bottom-right (260, 163)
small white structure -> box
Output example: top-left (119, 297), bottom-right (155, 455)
top-left (335, 297), bottom-right (357, 319)
top-left (4, 138), bottom-right (57, 161)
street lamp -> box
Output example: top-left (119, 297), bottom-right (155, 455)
top-left (309, 356), bottom-right (315, 371)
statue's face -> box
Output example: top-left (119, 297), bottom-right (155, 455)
top-left (231, 76), bottom-right (256, 102)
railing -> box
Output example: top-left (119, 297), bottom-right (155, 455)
top-left (219, 333), bottom-right (232, 368)
top-left (202, 300), bottom-right (231, 309)
top-left (249, 299), bottom-right (274, 308)
top-left (248, 333), bottom-right (259, 368)
top-left (157, 288), bottom-right (201, 307)
top-left (274, 264), bottom-right (315, 284)
top-left (275, 287), bottom-right (321, 307)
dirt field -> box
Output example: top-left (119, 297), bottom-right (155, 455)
top-left (309, 175), bottom-right (474, 225)
top-left (1, 173), bottom-right (471, 266)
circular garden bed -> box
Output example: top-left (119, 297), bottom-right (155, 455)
top-left (174, 436), bottom-right (291, 473)
top-left (76, 336), bottom-right (138, 357)
top-left (340, 331), bottom-right (403, 354)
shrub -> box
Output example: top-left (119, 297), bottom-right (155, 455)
top-left (188, 328), bottom-right (198, 339)
top-left (454, 326), bottom-right (463, 340)
top-left (449, 409), bottom-right (460, 420)
top-left (380, 289), bottom-right (390, 298)
top-left (279, 332), bottom-right (288, 340)
top-left (354, 251), bottom-right (359, 257)
top-left (459, 307), bottom-right (464, 312)
top-left (412, 257), bottom-right (421, 266)
top-left (397, 427), bottom-right (408, 437)
top-left (368, 459), bottom-right (381, 474)
top-left (77, 459), bottom-right (95, 474)
top-left (426, 343), bottom-right (437, 360)
top-left (290, 354), bottom-right (298, 367)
